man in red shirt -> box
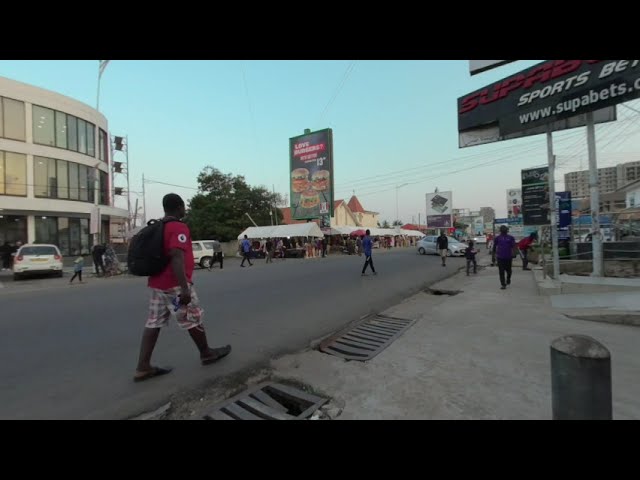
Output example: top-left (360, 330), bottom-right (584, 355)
top-left (517, 232), bottom-right (538, 271)
top-left (134, 193), bottom-right (231, 382)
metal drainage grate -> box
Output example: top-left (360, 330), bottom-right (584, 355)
top-left (203, 382), bottom-right (328, 420)
top-left (320, 315), bottom-right (416, 361)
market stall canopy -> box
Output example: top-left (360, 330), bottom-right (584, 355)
top-left (238, 223), bottom-right (324, 240)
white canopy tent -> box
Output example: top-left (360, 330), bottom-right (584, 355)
top-left (238, 223), bottom-right (324, 240)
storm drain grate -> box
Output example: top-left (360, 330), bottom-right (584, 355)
top-left (320, 315), bottom-right (417, 361)
top-left (203, 382), bottom-right (328, 420)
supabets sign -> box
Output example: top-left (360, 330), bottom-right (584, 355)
top-left (457, 60), bottom-right (639, 144)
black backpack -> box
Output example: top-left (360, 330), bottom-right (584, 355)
top-left (127, 218), bottom-right (178, 276)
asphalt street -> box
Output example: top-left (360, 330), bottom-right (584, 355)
top-left (0, 247), bottom-right (468, 419)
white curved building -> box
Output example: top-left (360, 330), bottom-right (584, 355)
top-left (0, 75), bottom-right (128, 255)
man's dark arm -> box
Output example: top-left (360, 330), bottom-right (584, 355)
top-left (169, 248), bottom-right (191, 304)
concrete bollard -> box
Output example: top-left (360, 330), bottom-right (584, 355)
top-left (550, 335), bottom-right (612, 420)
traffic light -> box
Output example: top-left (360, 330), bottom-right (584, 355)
top-left (114, 136), bottom-right (124, 151)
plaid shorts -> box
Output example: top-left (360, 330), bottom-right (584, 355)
top-left (146, 285), bottom-right (204, 330)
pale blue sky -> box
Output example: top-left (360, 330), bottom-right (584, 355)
top-left (2, 60), bottom-right (639, 223)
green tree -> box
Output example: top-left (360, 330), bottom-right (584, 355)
top-left (381, 220), bottom-right (391, 229)
top-left (185, 166), bottom-right (283, 242)
top-left (392, 220), bottom-right (403, 227)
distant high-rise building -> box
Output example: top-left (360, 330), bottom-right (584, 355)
top-left (564, 160), bottom-right (640, 198)
top-left (479, 207), bottom-right (495, 224)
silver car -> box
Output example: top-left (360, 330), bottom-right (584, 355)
top-left (416, 236), bottom-right (467, 257)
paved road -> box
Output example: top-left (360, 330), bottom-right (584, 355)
top-left (0, 248), bottom-right (466, 419)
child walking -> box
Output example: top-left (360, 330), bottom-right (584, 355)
top-left (70, 255), bottom-right (84, 284)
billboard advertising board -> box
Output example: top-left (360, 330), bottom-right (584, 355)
top-left (457, 60), bottom-right (631, 147)
top-left (289, 129), bottom-right (334, 221)
top-left (522, 166), bottom-right (550, 226)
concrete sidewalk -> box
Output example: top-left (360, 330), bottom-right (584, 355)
top-left (271, 261), bottom-right (640, 420)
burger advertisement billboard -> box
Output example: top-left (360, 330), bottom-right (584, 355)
top-left (289, 129), bottom-right (334, 221)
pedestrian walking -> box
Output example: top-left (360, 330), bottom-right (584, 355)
top-left (356, 235), bottom-right (363, 256)
top-left (92, 243), bottom-right (106, 277)
top-left (133, 193), bottom-right (231, 382)
top-left (436, 232), bottom-right (449, 267)
top-left (209, 239), bottom-right (223, 270)
top-left (265, 238), bottom-right (274, 264)
top-left (1, 242), bottom-right (11, 270)
top-left (465, 240), bottom-right (477, 276)
top-left (492, 225), bottom-right (517, 290)
top-left (517, 232), bottom-right (537, 271)
top-left (361, 229), bottom-right (377, 276)
top-left (240, 235), bottom-right (253, 267)
top-left (69, 255), bottom-right (85, 283)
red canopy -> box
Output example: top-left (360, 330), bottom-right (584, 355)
top-left (350, 229), bottom-right (366, 237)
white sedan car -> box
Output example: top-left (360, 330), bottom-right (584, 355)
top-left (13, 244), bottom-right (64, 280)
top-left (416, 236), bottom-right (467, 257)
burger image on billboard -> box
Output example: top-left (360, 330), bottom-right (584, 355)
top-left (291, 168), bottom-right (310, 193)
top-left (300, 189), bottom-right (320, 209)
top-left (311, 170), bottom-right (330, 191)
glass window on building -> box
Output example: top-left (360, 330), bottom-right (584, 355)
top-left (47, 157), bottom-right (57, 198)
top-left (0, 99), bottom-right (3, 138)
top-left (69, 218), bottom-right (81, 256)
top-left (35, 217), bottom-right (58, 245)
top-left (77, 118), bottom-right (87, 154)
top-left (2, 98), bottom-right (26, 141)
top-left (67, 115), bottom-right (78, 151)
top-left (4, 152), bottom-right (27, 196)
top-left (58, 217), bottom-right (70, 256)
top-left (55, 111), bottom-right (67, 149)
top-left (87, 122), bottom-right (95, 157)
top-left (80, 219), bottom-right (90, 254)
top-left (99, 129), bottom-right (108, 162)
top-left (100, 171), bottom-right (108, 205)
top-left (33, 105), bottom-right (55, 146)
top-left (79, 164), bottom-right (88, 201)
top-left (0, 215), bottom-right (28, 245)
top-left (34, 156), bottom-right (48, 197)
top-left (100, 219), bottom-right (110, 245)
top-left (56, 160), bottom-right (69, 199)
top-left (69, 162), bottom-right (79, 200)
top-left (87, 168), bottom-right (95, 204)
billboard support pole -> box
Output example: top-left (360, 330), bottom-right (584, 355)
top-left (547, 130), bottom-right (560, 280)
top-left (586, 112), bottom-right (603, 277)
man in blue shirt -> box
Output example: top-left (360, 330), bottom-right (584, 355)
top-left (492, 225), bottom-right (516, 289)
top-left (240, 235), bottom-right (253, 267)
top-left (361, 230), bottom-right (377, 276)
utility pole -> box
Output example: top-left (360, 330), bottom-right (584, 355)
top-left (273, 184), bottom-right (279, 226)
top-left (547, 130), bottom-right (560, 280)
top-left (586, 112), bottom-right (603, 277)
top-left (142, 173), bottom-right (147, 225)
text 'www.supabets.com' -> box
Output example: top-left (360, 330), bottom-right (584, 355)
top-left (519, 77), bottom-right (640, 124)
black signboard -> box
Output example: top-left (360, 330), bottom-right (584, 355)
top-left (458, 60), bottom-right (640, 137)
top-left (522, 166), bottom-right (550, 226)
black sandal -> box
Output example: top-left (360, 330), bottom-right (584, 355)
top-left (201, 345), bottom-right (232, 365)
